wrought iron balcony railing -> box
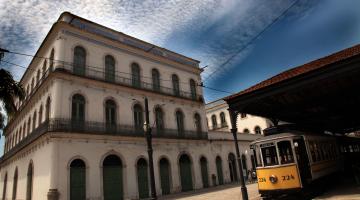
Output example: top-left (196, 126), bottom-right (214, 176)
top-left (56, 62), bottom-right (203, 102)
top-left (1, 118), bottom-right (208, 162)
top-left (7, 62), bottom-right (204, 132)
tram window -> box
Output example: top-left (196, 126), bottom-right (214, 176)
top-left (277, 141), bottom-right (294, 164)
top-left (261, 146), bottom-right (278, 166)
top-left (254, 147), bottom-right (263, 167)
top-left (329, 143), bottom-right (334, 160)
top-left (349, 145), bottom-right (353, 152)
top-left (309, 142), bottom-right (316, 162)
top-left (323, 143), bottom-right (329, 160)
top-left (319, 143), bottom-right (325, 161)
top-left (355, 144), bottom-right (360, 152)
top-left (314, 143), bottom-right (321, 161)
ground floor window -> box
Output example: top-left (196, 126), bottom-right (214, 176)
top-left (179, 154), bottom-right (193, 192)
top-left (103, 155), bottom-right (123, 200)
top-left (70, 159), bottom-right (86, 200)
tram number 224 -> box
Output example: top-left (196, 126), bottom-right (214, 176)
top-left (258, 175), bottom-right (295, 182)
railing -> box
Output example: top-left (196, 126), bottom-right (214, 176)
top-left (208, 123), bottom-right (229, 130)
top-left (6, 62), bottom-right (203, 132)
top-left (1, 118), bottom-right (208, 163)
top-left (56, 62), bottom-right (203, 102)
top-left (49, 118), bottom-right (207, 140)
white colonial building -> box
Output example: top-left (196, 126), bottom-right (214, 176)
top-left (0, 12), bottom-right (261, 200)
top-left (205, 99), bottom-right (272, 134)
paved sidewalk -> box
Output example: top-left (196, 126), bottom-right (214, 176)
top-left (314, 183), bottom-right (360, 200)
top-left (159, 183), bottom-right (261, 200)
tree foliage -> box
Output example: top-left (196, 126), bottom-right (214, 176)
top-left (0, 69), bottom-right (25, 130)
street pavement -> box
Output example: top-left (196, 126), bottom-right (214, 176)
top-left (159, 181), bottom-right (360, 200)
top-left (159, 183), bottom-right (261, 200)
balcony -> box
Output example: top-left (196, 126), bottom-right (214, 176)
top-left (208, 123), bottom-right (228, 131)
top-left (56, 62), bottom-right (203, 102)
top-left (7, 62), bottom-right (204, 132)
top-left (1, 118), bottom-right (208, 162)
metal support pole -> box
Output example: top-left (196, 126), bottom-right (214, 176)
top-left (144, 97), bottom-right (157, 199)
top-left (228, 109), bottom-right (249, 200)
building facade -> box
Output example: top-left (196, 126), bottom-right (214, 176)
top-left (205, 99), bottom-right (272, 134)
top-left (0, 12), bottom-right (261, 200)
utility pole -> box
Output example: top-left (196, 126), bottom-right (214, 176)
top-left (228, 108), bottom-right (249, 200)
top-left (144, 97), bottom-right (157, 199)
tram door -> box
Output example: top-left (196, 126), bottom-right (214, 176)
top-left (294, 139), bottom-right (311, 186)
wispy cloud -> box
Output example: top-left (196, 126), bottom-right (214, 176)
top-left (0, 0), bottom-right (315, 81)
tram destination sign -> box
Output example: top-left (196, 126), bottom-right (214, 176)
top-left (260, 142), bottom-right (275, 148)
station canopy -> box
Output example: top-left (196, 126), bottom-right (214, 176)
top-left (224, 44), bottom-right (360, 134)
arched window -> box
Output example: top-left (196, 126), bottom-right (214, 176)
top-left (105, 55), bottom-right (115, 82)
top-left (200, 157), bottom-right (209, 188)
top-left (14, 131), bottom-right (18, 145)
top-left (12, 167), bottom-right (18, 200)
top-left (216, 156), bottom-right (224, 185)
top-left (131, 63), bottom-right (141, 88)
top-left (176, 110), bottom-right (184, 135)
top-left (137, 158), bottom-right (149, 199)
top-left (159, 158), bottom-right (171, 195)
top-left (152, 69), bottom-right (160, 91)
top-left (23, 123), bottom-right (26, 138)
top-left (240, 113), bottom-right (247, 118)
top-left (70, 159), bottom-right (86, 200)
top-left (49, 48), bottom-right (55, 71)
top-left (17, 129), bottom-right (20, 143)
top-left (32, 111), bottom-right (37, 130)
top-left (172, 74), bottom-right (180, 96)
top-left (19, 127), bottom-right (23, 141)
top-left (133, 104), bottom-right (143, 130)
top-left (228, 153), bottom-right (238, 182)
top-left (220, 112), bottom-right (226, 127)
top-left (189, 79), bottom-right (197, 100)
top-left (211, 115), bottom-right (217, 129)
top-left (105, 99), bottom-right (117, 128)
top-left (46, 97), bottom-right (51, 121)
top-left (31, 78), bottom-right (34, 91)
top-left (72, 94), bottom-right (85, 123)
top-left (36, 70), bottom-right (41, 85)
top-left (154, 107), bottom-right (164, 132)
top-left (194, 113), bottom-right (202, 134)
top-left (27, 117), bottom-right (31, 135)
top-left (103, 155), bottom-right (123, 200)
top-left (42, 60), bottom-right (47, 76)
top-left (179, 154), bottom-right (193, 191)
top-left (26, 85), bottom-right (30, 96)
top-left (243, 129), bottom-right (250, 134)
top-left (74, 46), bottom-right (86, 75)
top-left (2, 172), bottom-right (7, 200)
top-left (38, 105), bottom-right (43, 126)
top-left (26, 162), bottom-right (33, 200)
top-left (254, 126), bottom-right (262, 134)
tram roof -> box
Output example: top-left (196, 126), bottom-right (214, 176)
top-left (250, 132), bottom-right (301, 144)
top-left (225, 44), bottom-right (360, 134)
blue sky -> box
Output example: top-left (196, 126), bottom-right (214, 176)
top-left (1, 0), bottom-right (360, 155)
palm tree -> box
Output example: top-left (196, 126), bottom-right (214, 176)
top-left (0, 68), bottom-right (25, 130)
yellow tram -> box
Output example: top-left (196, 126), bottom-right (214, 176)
top-left (250, 132), bottom-right (343, 198)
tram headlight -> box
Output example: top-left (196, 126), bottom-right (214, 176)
top-left (269, 175), bottom-right (278, 183)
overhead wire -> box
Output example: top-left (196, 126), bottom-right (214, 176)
top-left (203, 0), bottom-right (300, 82)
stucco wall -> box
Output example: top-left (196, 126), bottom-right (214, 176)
top-left (205, 100), bottom-right (271, 134)
top-left (52, 133), bottom-right (254, 200)
top-left (0, 139), bottom-right (53, 200)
